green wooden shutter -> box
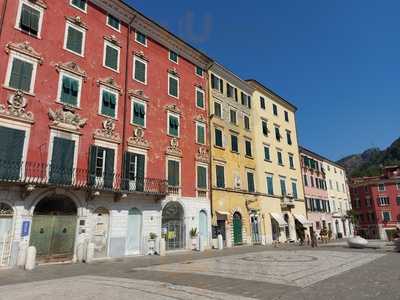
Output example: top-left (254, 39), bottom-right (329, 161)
top-left (67, 26), bottom-right (83, 54)
top-left (9, 59), bottom-right (23, 90)
top-left (9, 59), bottom-right (31, 92)
top-left (136, 154), bottom-right (145, 191)
top-left (216, 165), bottom-right (225, 188)
top-left (169, 76), bottom-right (178, 97)
top-left (168, 160), bottom-right (179, 186)
top-left (169, 116), bottom-right (179, 136)
top-left (196, 90), bottom-right (204, 107)
top-left (247, 173), bottom-right (255, 192)
top-left (20, 61), bottom-right (33, 92)
top-left (197, 124), bottom-right (205, 144)
top-left (105, 45), bottom-right (118, 70)
top-left (49, 137), bottom-right (75, 185)
top-left (135, 59), bottom-right (146, 82)
top-left (103, 148), bottom-right (115, 189)
top-left (101, 91), bottom-right (116, 117)
top-left (0, 127), bottom-right (25, 180)
top-left (133, 102), bottom-right (145, 126)
top-left (122, 151), bottom-right (131, 190)
top-left (197, 166), bottom-right (207, 189)
top-left (88, 145), bottom-right (98, 186)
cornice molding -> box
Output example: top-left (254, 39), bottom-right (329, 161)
top-left (28, 0), bottom-right (47, 9)
top-left (104, 35), bottom-right (121, 47)
top-left (128, 89), bottom-right (149, 102)
top-left (55, 61), bottom-right (87, 80)
top-left (96, 77), bottom-right (122, 95)
top-left (65, 16), bottom-right (88, 30)
top-left (133, 50), bottom-right (149, 61)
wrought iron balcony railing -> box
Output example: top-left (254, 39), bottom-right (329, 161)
top-left (0, 160), bottom-right (167, 196)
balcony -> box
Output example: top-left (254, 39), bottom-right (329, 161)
top-left (0, 161), bottom-right (167, 196)
top-left (280, 194), bottom-right (296, 208)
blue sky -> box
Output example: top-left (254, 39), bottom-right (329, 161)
top-left (129, 0), bottom-right (400, 160)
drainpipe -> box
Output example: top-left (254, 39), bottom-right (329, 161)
top-left (121, 16), bottom-right (136, 183)
top-left (0, 0), bottom-right (8, 40)
top-left (206, 68), bottom-right (214, 222)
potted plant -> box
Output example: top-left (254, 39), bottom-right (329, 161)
top-left (190, 228), bottom-right (198, 250)
top-left (148, 232), bottom-right (157, 255)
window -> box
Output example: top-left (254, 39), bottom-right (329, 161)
top-left (131, 99), bottom-right (146, 127)
top-left (284, 111), bottom-right (289, 122)
top-left (107, 14), bottom-right (120, 31)
top-left (243, 115), bottom-right (250, 130)
top-left (310, 176), bottom-right (315, 187)
top-left (17, 1), bottom-right (43, 37)
top-left (329, 179), bottom-right (333, 190)
top-left (231, 135), bottom-right (239, 153)
top-left (292, 181), bottom-right (298, 199)
top-left (365, 197), bottom-right (372, 208)
top-left (230, 109), bottom-right (237, 125)
top-left (169, 50), bottom-right (179, 63)
top-left (103, 41), bottom-right (120, 72)
top-left (264, 145), bottom-right (270, 161)
top-left (275, 127), bottom-right (281, 141)
top-left (168, 74), bottom-right (179, 98)
top-left (196, 88), bottom-right (205, 109)
top-left (195, 66), bottom-right (203, 77)
top-left (57, 73), bottom-right (82, 107)
top-left (6, 56), bottom-right (35, 93)
top-left (382, 211), bottom-right (391, 222)
top-left (289, 154), bottom-right (294, 169)
top-left (214, 128), bottom-right (223, 147)
top-left (396, 196), bottom-right (400, 206)
top-left (168, 113), bottom-right (180, 137)
top-left (303, 174), bottom-right (308, 187)
top-left (247, 172), bottom-right (255, 193)
top-left (247, 95), bottom-right (252, 109)
top-left (262, 120), bottom-right (268, 136)
top-left (196, 122), bottom-right (205, 144)
top-left (216, 165), bottom-right (225, 188)
top-left (266, 175), bottom-right (274, 195)
top-left (135, 31), bottom-right (147, 46)
top-left (280, 177), bottom-right (287, 196)
top-left (211, 74), bottom-right (223, 93)
top-left (133, 56), bottom-right (147, 84)
top-left (273, 104), bottom-right (278, 116)
top-left (378, 183), bottom-right (385, 191)
top-left (167, 160), bottom-right (180, 187)
top-left (99, 88), bottom-right (118, 118)
top-left (260, 97), bottom-right (266, 109)
top-left (70, 0), bottom-right (87, 12)
top-left (277, 151), bottom-right (283, 166)
top-left (241, 92), bottom-right (247, 106)
top-left (245, 140), bottom-right (252, 157)
top-left (197, 165), bottom-right (207, 189)
top-left (378, 197), bottom-right (390, 206)
top-left (49, 136), bottom-right (76, 185)
top-left (89, 145), bottom-right (115, 188)
top-left (64, 22), bottom-right (85, 56)
top-left (214, 101), bottom-right (222, 118)
top-left (286, 130), bottom-right (292, 145)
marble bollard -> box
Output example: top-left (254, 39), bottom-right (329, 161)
top-left (159, 238), bottom-right (166, 256)
top-left (25, 246), bottom-right (36, 271)
top-left (217, 234), bottom-right (224, 250)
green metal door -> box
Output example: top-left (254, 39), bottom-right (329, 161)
top-left (30, 215), bottom-right (77, 261)
top-left (233, 213), bottom-right (243, 245)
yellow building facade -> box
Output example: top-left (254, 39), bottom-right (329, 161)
top-left (246, 80), bottom-right (309, 244)
top-left (209, 64), bottom-right (262, 247)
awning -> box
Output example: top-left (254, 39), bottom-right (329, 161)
top-left (270, 213), bottom-right (287, 227)
top-left (294, 214), bottom-right (312, 226)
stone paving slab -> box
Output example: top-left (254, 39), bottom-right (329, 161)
top-left (137, 250), bottom-right (385, 287)
top-left (0, 275), bottom-right (254, 300)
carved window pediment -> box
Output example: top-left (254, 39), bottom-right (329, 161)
top-left (194, 114), bottom-right (207, 123)
top-left (128, 89), bottom-right (149, 102)
top-left (166, 138), bottom-right (182, 157)
top-left (27, 0), bottom-right (47, 9)
top-left (94, 119), bottom-right (121, 144)
top-left (134, 50), bottom-right (148, 61)
top-left (165, 104), bottom-right (181, 114)
top-left (196, 147), bottom-right (209, 163)
top-left (55, 61), bottom-right (87, 80)
top-left (104, 35), bottom-right (121, 47)
top-left (48, 107), bottom-right (87, 133)
top-left (65, 16), bottom-right (88, 30)
top-left (168, 68), bottom-right (180, 78)
top-left (96, 77), bottom-right (122, 95)
top-left (0, 91), bottom-right (34, 124)
top-left (6, 41), bottom-right (43, 64)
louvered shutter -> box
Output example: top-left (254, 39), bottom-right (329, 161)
top-left (136, 154), bottom-right (145, 191)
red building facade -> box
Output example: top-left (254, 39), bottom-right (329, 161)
top-left (350, 166), bottom-right (400, 240)
top-left (0, 0), bottom-right (212, 266)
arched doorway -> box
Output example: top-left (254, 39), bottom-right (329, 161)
top-left (30, 195), bottom-right (77, 262)
top-left (126, 208), bottom-right (142, 255)
top-left (92, 207), bottom-right (109, 258)
top-left (199, 210), bottom-right (208, 246)
top-left (162, 202), bottom-right (185, 250)
top-left (0, 203), bottom-right (13, 266)
top-left (232, 212), bottom-right (243, 245)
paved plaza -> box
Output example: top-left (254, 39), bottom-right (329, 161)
top-left (0, 245), bottom-right (398, 300)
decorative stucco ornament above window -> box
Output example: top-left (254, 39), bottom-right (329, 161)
top-left (165, 104), bottom-right (181, 114)
top-left (65, 16), bottom-right (88, 30)
top-left (166, 138), bottom-right (182, 157)
top-left (0, 91), bottom-right (34, 124)
top-left (127, 127), bottom-right (150, 150)
top-left (48, 107), bottom-right (87, 133)
top-left (55, 61), bottom-right (87, 81)
top-left (94, 119), bottom-right (121, 144)
top-left (196, 147), bottom-right (209, 163)
top-left (96, 77), bottom-right (123, 95)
